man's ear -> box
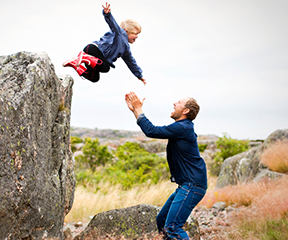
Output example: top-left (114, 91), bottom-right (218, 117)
top-left (183, 108), bottom-right (190, 115)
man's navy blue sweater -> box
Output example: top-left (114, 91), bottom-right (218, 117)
top-left (137, 114), bottom-right (207, 189)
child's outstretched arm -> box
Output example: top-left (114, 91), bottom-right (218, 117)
top-left (122, 50), bottom-right (145, 85)
top-left (102, 2), bottom-right (111, 14)
top-left (101, 2), bottom-right (122, 35)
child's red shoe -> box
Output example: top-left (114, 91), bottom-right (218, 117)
top-left (62, 57), bottom-right (87, 76)
top-left (76, 51), bottom-right (103, 68)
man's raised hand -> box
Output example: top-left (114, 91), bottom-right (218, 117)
top-left (125, 93), bottom-right (134, 112)
top-left (125, 92), bottom-right (145, 119)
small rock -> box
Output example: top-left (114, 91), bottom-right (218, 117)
top-left (64, 227), bottom-right (73, 240)
top-left (74, 222), bottom-right (83, 228)
top-left (226, 206), bottom-right (236, 212)
top-left (212, 201), bottom-right (227, 211)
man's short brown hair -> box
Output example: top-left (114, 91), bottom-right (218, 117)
top-left (185, 98), bottom-right (200, 121)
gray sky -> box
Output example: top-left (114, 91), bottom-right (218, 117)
top-left (1, 0), bottom-right (288, 140)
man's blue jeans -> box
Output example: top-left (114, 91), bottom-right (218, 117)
top-left (156, 183), bottom-right (206, 239)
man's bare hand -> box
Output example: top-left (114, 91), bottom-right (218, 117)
top-left (125, 92), bottom-right (145, 108)
top-left (125, 94), bottom-right (134, 112)
top-left (125, 92), bottom-right (145, 119)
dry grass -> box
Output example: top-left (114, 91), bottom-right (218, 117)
top-left (200, 141), bottom-right (288, 209)
top-left (200, 176), bottom-right (288, 210)
top-left (251, 176), bottom-right (288, 219)
top-left (65, 176), bottom-right (217, 223)
top-left (65, 139), bottom-right (288, 239)
top-left (235, 176), bottom-right (288, 218)
top-left (200, 178), bottom-right (271, 208)
top-left (65, 180), bottom-right (175, 223)
top-left (261, 140), bottom-right (288, 173)
top-left (199, 142), bottom-right (288, 239)
top-left (65, 171), bottom-right (288, 239)
top-left (209, 175), bottom-right (288, 239)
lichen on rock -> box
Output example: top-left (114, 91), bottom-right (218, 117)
top-left (0, 51), bottom-right (75, 239)
top-left (216, 129), bottom-right (288, 188)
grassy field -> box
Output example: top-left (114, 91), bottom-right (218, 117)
top-left (218, 175), bottom-right (288, 239)
top-left (65, 141), bottom-right (288, 239)
top-left (65, 177), bottom-right (217, 223)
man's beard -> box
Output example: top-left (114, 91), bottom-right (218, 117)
top-left (171, 111), bottom-right (181, 121)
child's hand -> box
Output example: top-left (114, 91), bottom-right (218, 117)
top-left (102, 2), bottom-right (111, 14)
top-left (139, 77), bottom-right (146, 85)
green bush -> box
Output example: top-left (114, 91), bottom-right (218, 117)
top-left (74, 168), bottom-right (103, 188)
top-left (209, 133), bottom-right (250, 176)
top-left (75, 141), bottom-right (170, 189)
top-left (75, 137), bottom-right (113, 172)
top-left (104, 142), bottom-right (169, 189)
top-left (198, 144), bottom-right (208, 152)
top-left (71, 136), bottom-right (84, 153)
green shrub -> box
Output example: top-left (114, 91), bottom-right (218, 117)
top-left (198, 144), bottom-right (208, 152)
top-left (71, 136), bottom-right (84, 152)
top-left (75, 137), bottom-right (113, 172)
top-left (75, 168), bottom-right (103, 188)
top-left (103, 142), bottom-right (169, 189)
top-left (209, 133), bottom-right (250, 176)
top-left (75, 141), bottom-right (170, 189)
top-left (105, 155), bottom-right (169, 189)
top-left (71, 136), bottom-right (84, 144)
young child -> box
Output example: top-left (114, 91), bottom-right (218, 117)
top-left (63, 2), bottom-right (146, 85)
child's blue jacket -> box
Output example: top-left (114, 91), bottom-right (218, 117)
top-left (137, 114), bottom-right (208, 189)
top-left (93, 11), bottom-right (143, 79)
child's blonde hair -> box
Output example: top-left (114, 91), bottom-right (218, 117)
top-left (120, 19), bottom-right (142, 33)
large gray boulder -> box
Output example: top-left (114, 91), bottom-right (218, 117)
top-left (74, 204), bottom-right (200, 240)
top-left (0, 51), bottom-right (75, 239)
top-left (216, 129), bottom-right (288, 188)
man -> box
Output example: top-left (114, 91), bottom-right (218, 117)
top-left (125, 92), bottom-right (207, 240)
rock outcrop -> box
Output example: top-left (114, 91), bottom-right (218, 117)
top-left (0, 52), bottom-right (75, 239)
top-left (216, 129), bottom-right (288, 188)
top-left (74, 204), bottom-right (200, 240)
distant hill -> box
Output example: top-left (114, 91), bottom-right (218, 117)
top-left (70, 127), bottom-right (146, 139)
top-left (71, 126), bottom-right (219, 141)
